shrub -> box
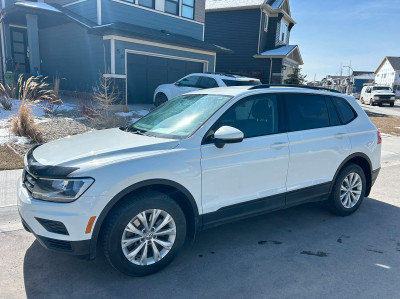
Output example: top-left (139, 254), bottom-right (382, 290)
top-left (0, 82), bottom-right (16, 110)
top-left (11, 103), bottom-right (43, 142)
top-left (93, 75), bottom-right (120, 119)
top-left (76, 91), bottom-right (99, 119)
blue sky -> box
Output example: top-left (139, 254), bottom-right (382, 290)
top-left (289, 0), bottom-right (400, 81)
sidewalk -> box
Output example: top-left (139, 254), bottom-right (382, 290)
top-left (0, 169), bottom-right (22, 207)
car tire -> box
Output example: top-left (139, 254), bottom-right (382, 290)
top-left (390, 102), bottom-right (394, 107)
top-left (328, 163), bottom-right (366, 216)
top-left (360, 97), bottom-right (364, 104)
top-left (378, 103), bottom-right (383, 107)
top-left (369, 99), bottom-right (374, 106)
top-left (155, 93), bottom-right (168, 107)
top-left (103, 191), bottom-right (186, 276)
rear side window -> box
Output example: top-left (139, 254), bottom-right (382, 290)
top-left (326, 97), bottom-right (341, 126)
top-left (285, 94), bottom-right (330, 131)
top-left (331, 97), bottom-right (357, 124)
top-left (222, 79), bottom-right (261, 86)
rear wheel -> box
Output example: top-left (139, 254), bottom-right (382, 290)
top-left (328, 163), bottom-right (366, 216)
top-left (103, 191), bottom-right (186, 276)
top-left (155, 93), bottom-right (168, 107)
top-left (390, 102), bottom-right (395, 107)
top-left (378, 103), bottom-right (383, 107)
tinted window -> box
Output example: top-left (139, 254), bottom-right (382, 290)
top-left (212, 94), bottom-right (279, 139)
top-left (222, 79), bottom-right (261, 86)
top-left (178, 76), bottom-right (201, 87)
top-left (285, 94), bottom-right (330, 131)
top-left (326, 97), bottom-right (341, 126)
top-left (332, 97), bottom-right (357, 124)
top-left (198, 77), bottom-right (218, 89)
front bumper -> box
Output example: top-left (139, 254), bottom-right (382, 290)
top-left (17, 177), bottom-right (100, 258)
top-left (373, 99), bottom-right (395, 104)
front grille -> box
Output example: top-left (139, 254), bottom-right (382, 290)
top-left (23, 170), bottom-right (37, 194)
top-left (35, 217), bottom-right (69, 235)
top-left (379, 95), bottom-right (391, 100)
top-left (40, 236), bottom-right (73, 252)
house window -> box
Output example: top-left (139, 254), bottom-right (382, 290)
top-left (182, 0), bottom-right (194, 19)
top-left (280, 20), bottom-right (288, 43)
top-left (138, 0), bottom-right (155, 8)
top-left (165, 0), bottom-right (179, 15)
top-left (264, 13), bottom-right (269, 32)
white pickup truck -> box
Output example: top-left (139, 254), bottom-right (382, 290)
top-left (360, 85), bottom-right (396, 107)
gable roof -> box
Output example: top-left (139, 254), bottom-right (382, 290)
top-left (205, 0), bottom-right (286, 11)
top-left (253, 45), bottom-right (303, 65)
top-left (375, 56), bottom-right (400, 73)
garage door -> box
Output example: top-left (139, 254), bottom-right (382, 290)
top-left (127, 53), bottom-right (205, 105)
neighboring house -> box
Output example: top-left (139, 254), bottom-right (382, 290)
top-left (204, 0), bottom-right (303, 84)
top-left (374, 56), bottom-right (400, 97)
top-left (0, 0), bottom-right (229, 104)
top-left (351, 71), bottom-right (374, 95)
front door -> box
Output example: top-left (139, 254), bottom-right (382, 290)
top-left (10, 27), bottom-right (30, 73)
top-left (200, 93), bottom-right (289, 226)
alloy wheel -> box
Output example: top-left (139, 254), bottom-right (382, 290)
top-left (340, 172), bottom-right (362, 208)
top-left (121, 209), bottom-right (176, 266)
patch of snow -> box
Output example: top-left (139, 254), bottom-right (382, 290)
top-left (15, 1), bottom-right (61, 13)
top-left (115, 112), bottom-right (134, 117)
top-left (74, 117), bottom-right (87, 120)
top-left (380, 133), bottom-right (393, 138)
top-left (34, 118), bottom-right (50, 124)
top-left (57, 103), bottom-right (76, 111)
top-left (136, 110), bottom-right (149, 116)
top-left (395, 127), bottom-right (400, 130)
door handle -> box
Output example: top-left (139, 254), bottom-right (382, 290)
top-left (335, 132), bottom-right (346, 138)
top-left (271, 141), bottom-right (288, 148)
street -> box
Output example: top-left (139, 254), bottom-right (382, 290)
top-left (0, 134), bottom-right (399, 298)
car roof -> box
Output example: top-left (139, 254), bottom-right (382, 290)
top-left (188, 73), bottom-right (260, 81)
top-left (187, 86), bottom-right (346, 98)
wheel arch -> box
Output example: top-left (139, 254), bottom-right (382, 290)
top-left (89, 179), bottom-right (200, 259)
top-left (331, 153), bottom-right (373, 197)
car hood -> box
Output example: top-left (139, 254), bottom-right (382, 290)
top-left (31, 128), bottom-right (180, 169)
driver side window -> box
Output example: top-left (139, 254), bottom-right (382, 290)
top-left (206, 94), bottom-right (279, 142)
top-left (178, 76), bottom-right (201, 87)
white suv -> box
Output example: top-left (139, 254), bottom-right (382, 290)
top-left (153, 73), bottom-right (260, 106)
top-left (18, 85), bottom-right (381, 276)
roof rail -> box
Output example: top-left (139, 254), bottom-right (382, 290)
top-left (248, 84), bottom-right (341, 93)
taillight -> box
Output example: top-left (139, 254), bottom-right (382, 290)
top-left (377, 131), bottom-right (382, 144)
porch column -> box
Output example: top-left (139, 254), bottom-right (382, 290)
top-left (26, 14), bottom-right (40, 74)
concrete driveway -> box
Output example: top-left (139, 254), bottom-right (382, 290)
top-left (1, 138), bottom-right (400, 299)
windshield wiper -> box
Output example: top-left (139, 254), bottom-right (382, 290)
top-left (131, 130), bottom-right (154, 137)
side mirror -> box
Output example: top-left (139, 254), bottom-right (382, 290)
top-left (174, 81), bottom-right (180, 86)
top-left (214, 126), bottom-right (244, 148)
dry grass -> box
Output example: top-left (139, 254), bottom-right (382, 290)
top-left (11, 104), bottom-right (43, 142)
top-left (368, 115), bottom-right (400, 136)
top-left (0, 145), bottom-right (24, 170)
top-left (0, 82), bottom-right (16, 110)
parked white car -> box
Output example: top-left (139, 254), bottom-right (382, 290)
top-left (18, 85), bottom-right (381, 276)
top-left (360, 85), bottom-right (396, 106)
top-left (153, 73), bottom-right (261, 106)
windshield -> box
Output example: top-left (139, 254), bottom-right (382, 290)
top-left (129, 94), bottom-right (232, 139)
top-left (373, 86), bottom-right (392, 91)
top-left (223, 79), bottom-right (261, 86)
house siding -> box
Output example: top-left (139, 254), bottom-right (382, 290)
top-left (101, 0), bottom-right (204, 40)
top-left (194, 0), bottom-right (205, 23)
top-left (63, 0), bottom-right (98, 23)
top-left (205, 9), bottom-right (261, 74)
top-left (260, 15), bottom-right (280, 52)
top-left (39, 22), bottom-right (105, 91)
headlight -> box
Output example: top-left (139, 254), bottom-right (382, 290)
top-left (31, 178), bottom-right (94, 202)
top-left (391, 96), bottom-right (395, 100)
top-left (374, 95), bottom-right (380, 99)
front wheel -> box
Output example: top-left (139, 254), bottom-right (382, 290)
top-left (360, 97), bottom-right (364, 104)
top-left (328, 163), bottom-right (366, 216)
top-left (369, 98), bottom-right (374, 106)
top-left (390, 102), bottom-right (395, 107)
top-left (154, 93), bottom-right (168, 107)
top-left (103, 191), bottom-right (186, 276)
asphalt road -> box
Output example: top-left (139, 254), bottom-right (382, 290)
top-left (1, 163), bottom-right (400, 298)
top-left (357, 98), bottom-right (400, 117)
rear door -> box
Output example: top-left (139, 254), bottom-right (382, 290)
top-left (173, 75), bottom-right (202, 98)
top-left (284, 93), bottom-right (352, 206)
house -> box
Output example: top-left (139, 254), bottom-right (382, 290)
top-left (321, 75), bottom-right (348, 93)
top-left (0, 0), bottom-right (229, 104)
top-left (204, 0), bottom-right (303, 84)
top-left (351, 71), bottom-right (374, 95)
top-left (374, 56), bottom-right (400, 97)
